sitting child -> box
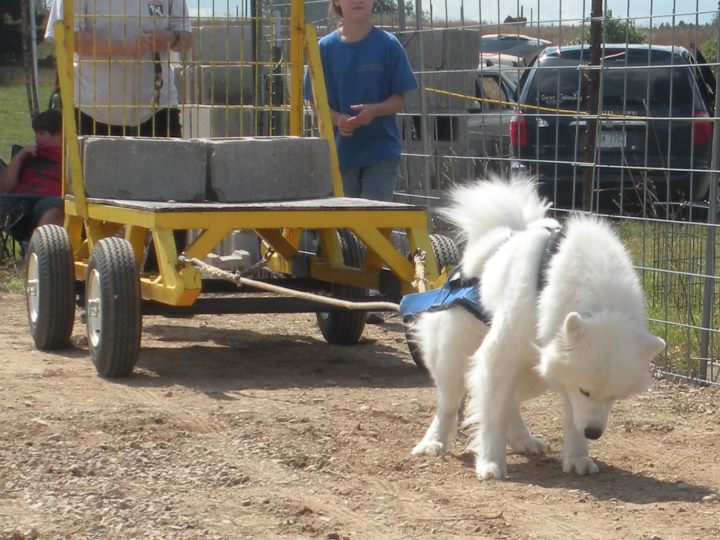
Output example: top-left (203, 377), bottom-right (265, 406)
top-left (0, 109), bottom-right (64, 245)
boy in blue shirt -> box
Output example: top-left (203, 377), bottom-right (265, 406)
top-left (304, 0), bottom-right (418, 202)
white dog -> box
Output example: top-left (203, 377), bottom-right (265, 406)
top-left (410, 176), bottom-right (665, 479)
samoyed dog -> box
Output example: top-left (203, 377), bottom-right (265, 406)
top-left (410, 176), bottom-right (665, 479)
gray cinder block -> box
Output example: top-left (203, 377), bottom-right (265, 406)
top-left (192, 24), bottom-right (270, 65)
top-left (396, 29), bottom-right (480, 71)
top-left (81, 137), bottom-right (209, 201)
top-left (406, 70), bottom-right (479, 113)
top-left (182, 105), bottom-right (273, 138)
top-left (198, 64), bottom-right (256, 105)
top-left (210, 137), bottom-right (333, 202)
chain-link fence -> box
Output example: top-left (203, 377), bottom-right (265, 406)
top-left (62, 0), bottom-right (717, 382)
top-left (299, 0), bottom-right (719, 383)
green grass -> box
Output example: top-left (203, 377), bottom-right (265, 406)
top-left (0, 68), bottom-right (57, 164)
top-left (619, 219), bottom-right (720, 379)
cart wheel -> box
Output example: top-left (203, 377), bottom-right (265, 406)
top-left (316, 230), bottom-right (367, 345)
top-left (403, 317), bottom-right (426, 371)
top-left (429, 233), bottom-right (460, 272)
top-left (25, 225), bottom-right (76, 350)
top-left (404, 234), bottom-right (460, 370)
top-left (85, 237), bottom-right (141, 378)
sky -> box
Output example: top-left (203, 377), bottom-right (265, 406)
top-left (191, 0), bottom-right (718, 25)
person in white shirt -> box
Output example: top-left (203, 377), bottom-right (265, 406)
top-left (45, 0), bottom-right (192, 137)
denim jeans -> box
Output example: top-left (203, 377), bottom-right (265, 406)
top-left (341, 156), bottom-right (400, 202)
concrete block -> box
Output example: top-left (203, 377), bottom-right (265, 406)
top-left (396, 29), bottom-right (480, 71)
top-left (173, 64), bottom-right (196, 104)
top-left (400, 140), bottom-right (474, 192)
top-left (81, 137), bottom-right (209, 201)
top-left (197, 64), bottom-right (256, 105)
top-left (192, 24), bottom-right (267, 64)
top-left (210, 137), bottom-right (333, 202)
top-left (406, 71), bottom-right (478, 113)
top-left (182, 105), bottom-right (273, 138)
top-left (398, 113), bottom-right (470, 144)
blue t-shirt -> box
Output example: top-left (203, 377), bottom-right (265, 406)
top-left (304, 27), bottom-right (418, 170)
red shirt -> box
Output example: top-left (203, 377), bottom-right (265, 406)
top-left (12, 145), bottom-right (62, 196)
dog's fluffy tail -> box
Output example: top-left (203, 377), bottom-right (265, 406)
top-left (440, 175), bottom-right (551, 246)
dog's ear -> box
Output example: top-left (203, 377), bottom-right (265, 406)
top-left (643, 334), bottom-right (666, 360)
top-left (563, 312), bottom-right (585, 343)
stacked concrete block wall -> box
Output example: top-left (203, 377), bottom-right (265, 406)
top-left (182, 105), bottom-right (271, 138)
top-left (179, 24), bottom-right (272, 109)
top-left (396, 28), bottom-right (480, 187)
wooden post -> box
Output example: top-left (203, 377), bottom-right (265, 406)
top-left (582, 0), bottom-right (603, 211)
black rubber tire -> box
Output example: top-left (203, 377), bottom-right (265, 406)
top-left (404, 234), bottom-right (460, 370)
top-left (316, 229), bottom-right (367, 345)
top-left (429, 233), bottom-right (460, 272)
top-left (85, 237), bottom-right (141, 378)
top-left (25, 225), bottom-right (76, 350)
top-left (403, 316), bottom-right (427, 371)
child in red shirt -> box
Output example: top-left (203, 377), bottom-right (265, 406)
top-left (0, 109), bottom-right (64, 244)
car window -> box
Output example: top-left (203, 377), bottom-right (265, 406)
top-left (524, 51), bottom-right (700, 116)
top-left (476, 75), bottom-right (510, 110)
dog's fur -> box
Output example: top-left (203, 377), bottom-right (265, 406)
top-left (411, 177), bottom-right (666, 479)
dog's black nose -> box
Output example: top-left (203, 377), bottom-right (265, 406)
top-left (584, 427), bottom-right (603, 440)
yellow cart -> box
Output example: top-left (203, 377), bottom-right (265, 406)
top-left (24, 0), bottom-right (456, 377)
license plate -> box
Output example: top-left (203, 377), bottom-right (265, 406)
top-left (598, 131), bottom-right (626, 148)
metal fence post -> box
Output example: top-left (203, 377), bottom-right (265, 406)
top-left (697, 3), bottom-right (720, 381)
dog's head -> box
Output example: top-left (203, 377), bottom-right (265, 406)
top-left (538, 311), bottom-right (666, 440)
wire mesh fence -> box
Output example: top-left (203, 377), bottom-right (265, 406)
top-left (299, 0), bottom-right (719, 383)
top-left (51, 0), bottom-right (718, 383)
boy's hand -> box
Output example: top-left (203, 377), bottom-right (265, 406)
top-left (334, 113), bottom-right (356, 137)
top-left (348, 104), bottom-right (376, 128)
top-left (15, 145), bottom-right (37, 160)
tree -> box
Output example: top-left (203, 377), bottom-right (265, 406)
top-left (0, 0), bottom-right (47, 66)
top-left (375, 0), bottom-right (415, 18)
top-left (569, 10), bottom-right (646, 45)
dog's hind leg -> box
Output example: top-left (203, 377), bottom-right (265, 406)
top-left (412, 310), bottom-right (484, 457)
top-left (507, 370), bottom-right (547, 455)
top-left (507, 406), bottom-right (547, 456)
top-left (465, 336), bottom-right (517, 480)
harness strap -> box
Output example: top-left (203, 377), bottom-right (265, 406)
top-left (536, 226), bottom-right (565, 291)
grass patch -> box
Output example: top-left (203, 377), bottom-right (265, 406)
top-left (0, 67), bottom-right (57, 163)
top-left (0, 259), bottom-right (24, 294)
top-left (619, 218), bottom-right (720, 380)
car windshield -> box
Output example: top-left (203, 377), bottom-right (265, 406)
top-left (524, 48), bottom-right (699, 116)
top-left (481, 36), bottom-right (547, 59)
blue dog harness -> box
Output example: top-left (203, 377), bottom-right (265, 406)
top-left (399, 227), bottom-right (564, 324)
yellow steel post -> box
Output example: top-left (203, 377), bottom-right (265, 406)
top-left (54, 16), bottom-right (88, 220)
top-left (288, 0), bottom-right (305, 136)
top-left (304, 24), bottom-right (344, 197)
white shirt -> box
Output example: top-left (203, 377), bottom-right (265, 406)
top-left (45, 0), bottom-right (191, 126)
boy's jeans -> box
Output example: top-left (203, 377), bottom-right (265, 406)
top-left (340, 156), bottom-right (400, 202)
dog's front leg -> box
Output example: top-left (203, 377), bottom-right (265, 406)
top-left (561, 397), bottom-right (599, 475)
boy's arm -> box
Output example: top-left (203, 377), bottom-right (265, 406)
top-left (0, 147), bottom-right (33, 193)
top-left (347, 94), bottom-right (406, 129)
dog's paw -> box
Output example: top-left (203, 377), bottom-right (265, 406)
top-left (562, 456), bottom-right (599, 475)
top-left (475, 460), bottom-right (507, 480)
top-left (411, 440), bottom-right (446, 457)
top-left (509, 435), bottom-right (548, 456)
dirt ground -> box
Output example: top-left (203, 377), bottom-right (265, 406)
top-left (1, 289), bottom-right (719, 540)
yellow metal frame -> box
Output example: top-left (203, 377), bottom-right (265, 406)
top-left (55, 0), bottom-right (444, 309)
